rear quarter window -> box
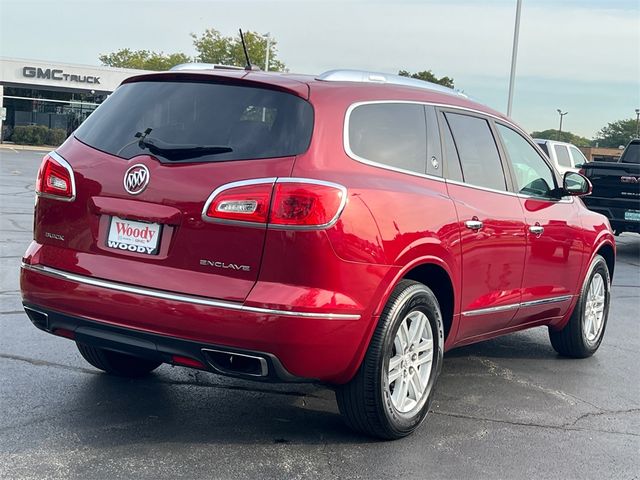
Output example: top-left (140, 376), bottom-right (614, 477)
top-left (347, 103), bottom-right (427, 175)
top-left (553, 145), bottom-right (572, 167)
top-left (74, 80), bottom-right (314, 163)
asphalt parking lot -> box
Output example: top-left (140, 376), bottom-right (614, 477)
top-left (1, 148), bottom-right (638, 479)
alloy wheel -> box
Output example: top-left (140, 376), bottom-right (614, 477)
top-left (386, 310), bottom-right (434, 414)
top-left (583, 272), bottom-right (606, 345)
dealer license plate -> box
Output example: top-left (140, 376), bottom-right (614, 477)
top-left (624, 210), bottom-right (640, 222)
top-left (106, 216), bottom-right (162, 255)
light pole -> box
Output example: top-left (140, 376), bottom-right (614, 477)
top-left (264, 33), bottom-right (271, 72)
top-left (557, 109), bottom-right (568, 140)
top-left (635, 108), bottom-right (639, 138)
top-left (506, 0), bottom-right (523, 117)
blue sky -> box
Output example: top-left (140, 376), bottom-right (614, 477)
top-left (1, 0), bottom-right (638, 138)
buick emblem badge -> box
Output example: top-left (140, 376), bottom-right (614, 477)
top-left (124, 164), bottom-right (150, 195)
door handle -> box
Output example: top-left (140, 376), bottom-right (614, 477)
top-left (465, 219), bottom-right (483, 230)
top-left (529, 224), bottom-right (544, 236)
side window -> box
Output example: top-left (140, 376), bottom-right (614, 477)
top-left (569, 146), bottom-right (587, 166)
top-left (348, 103), bottom-right (427, 174)
top-left (439, 112), bottom-right (463, 182)
top-left (553, 145), bottom-right (572, 167)
top-left (497, 124), bottom-right (556, 197)
top-left (444, 112), bottom-right (507, 191)
top-left (536, 142), bottom-right (550, 157)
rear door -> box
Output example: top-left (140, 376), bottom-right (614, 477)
top-left (438, 110), bottom-right (527, 341)
top-left (495, 123), bottom-right (584, 325)
top-left (38, 76), bottom-right (314, 302)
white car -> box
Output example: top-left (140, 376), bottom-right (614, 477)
top-left (534, 139), bottom-right (589, 175)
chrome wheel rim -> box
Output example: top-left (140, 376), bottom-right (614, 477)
top-left (583, 272), bottom-right (606, 344)
top-left (386, 310), bottom-right (434, 414)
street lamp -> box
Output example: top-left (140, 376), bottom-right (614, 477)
top-left (635, 108), bottom-right (639, 138)
top-left (557, 109), bottom-right (568, 140)
top-left (506, 0), bottom-right (523, 117)
top-left (264, 32), bottom-right (271, 72)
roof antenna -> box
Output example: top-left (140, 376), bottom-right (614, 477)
top-left (239, 29), bottom-right (252, 71)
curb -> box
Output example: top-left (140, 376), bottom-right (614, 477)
top-left (0, 144), bottom-right (54, 153)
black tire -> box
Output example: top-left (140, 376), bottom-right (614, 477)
top-left (77, 343), bottom-right (162, 377)
top-left (549, 254), bottom-right (610, 358)
top-left (336, 280), bottom-right (444, 440)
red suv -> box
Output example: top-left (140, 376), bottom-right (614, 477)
top-left (20, 67), bottom-right (615, 439)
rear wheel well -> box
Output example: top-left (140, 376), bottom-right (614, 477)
top-left (403, 263), bottom-right (454, 341)
top-left (596, 243), bottom-right (615, 279)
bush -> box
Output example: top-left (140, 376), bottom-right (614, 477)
top-left (46, 128), bottom-right (67, 146)
top-left (12, 125), bottom-right (67, 146)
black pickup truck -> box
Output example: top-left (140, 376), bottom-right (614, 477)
top-left (580, 139), bottom-right (640, 234)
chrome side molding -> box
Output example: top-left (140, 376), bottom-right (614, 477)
top-left (21, 263), bottom-right (361, 320)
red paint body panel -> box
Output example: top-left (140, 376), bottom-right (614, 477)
top-left (20, 70), bottom-right (616, 384)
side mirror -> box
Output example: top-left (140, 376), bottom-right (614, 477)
top-left (563, 171), bottom-right (592, 196)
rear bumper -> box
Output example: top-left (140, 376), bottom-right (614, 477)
top-left (20, 263), bottom-right (373, 383)
top-left (582, 196), bottom-right (640, 233)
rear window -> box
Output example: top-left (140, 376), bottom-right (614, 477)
top-left (620, 142), bottom-right (640, 164)
top-left (75, 80), bottom-right (314, 163)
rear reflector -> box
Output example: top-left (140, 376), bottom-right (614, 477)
top-left (35, 153), bottom-right (75, 201)
top-left (172, 355), bottom-right (206, 369)
top-left (52, 328), bottom-right (76, 340)
top-left (203, 178), bottom-right (346, 229)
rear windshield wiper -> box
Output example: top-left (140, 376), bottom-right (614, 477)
top-left (139, 136), bottom-right (233, 160)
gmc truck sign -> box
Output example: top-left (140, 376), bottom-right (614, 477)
top-left (22, 66), bottom-right (101, 85)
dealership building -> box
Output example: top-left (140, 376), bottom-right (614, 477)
top-left (0, 57), bottom-right (148, 142)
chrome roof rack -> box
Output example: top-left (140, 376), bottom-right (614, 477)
top-left (316, 69), bottom-right (466, 97)
top-left (170, 63), bottom-right (245, 71)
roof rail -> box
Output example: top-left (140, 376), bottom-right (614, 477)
top-left (316, 69), bottom-right (466, 97)
top-left (170, 63), bottom-right (246, 71)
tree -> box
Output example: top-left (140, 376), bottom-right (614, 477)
top-left (593, 118), bottom-right (638, 148)
top-left (398, 70), bottom-right (454, 89)
top-left (530, 129), bottom-right (592, 147)
top-left (191, 29), bottom-right (286, 71)
top-left (99, 49), bottom-right (192, 70)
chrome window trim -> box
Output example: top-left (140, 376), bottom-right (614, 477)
top-left (343, 100), bottom-right (576, 203)
top-left (201, 177), bottom-right (348, 230)
top-left (461, 294), bottom-right (574, 317)
top-left (21, 263), bottom-right (361, 320)
top-left (343, 101), bottom-right (445, 183)
top-left (36, 151), bottom-right (77, 202)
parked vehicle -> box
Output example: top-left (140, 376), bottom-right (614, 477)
top-left (580, 139), bottom-right (640, 234)
top-left (534, 138), bottom-right (589, 175)
top-left (20, 67), bottom-right (615, 439)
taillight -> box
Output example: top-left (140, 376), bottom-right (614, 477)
top-left (35, 153), bottom-right (75, 201)
top-left (204, 179), bottom-right (275, 224)
top-left (202, 178), bottom-right (346, 229)
top-left (270, 180), bottom-right (346, 227)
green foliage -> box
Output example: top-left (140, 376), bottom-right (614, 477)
top-left (12, 126), bottom-right (67, 146)
top-left (46, 128), bottom-right (68, 146)
top-left (191, 29), bottom-right (285, 71)
top-left (398, 70), bottom-right (455, 89)
top-left (593, 118), bottom-right (638, 148)
top-left (530, 129), bottom-right (592, 147)
top-left (99, 49), bottom-right (192, 70)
